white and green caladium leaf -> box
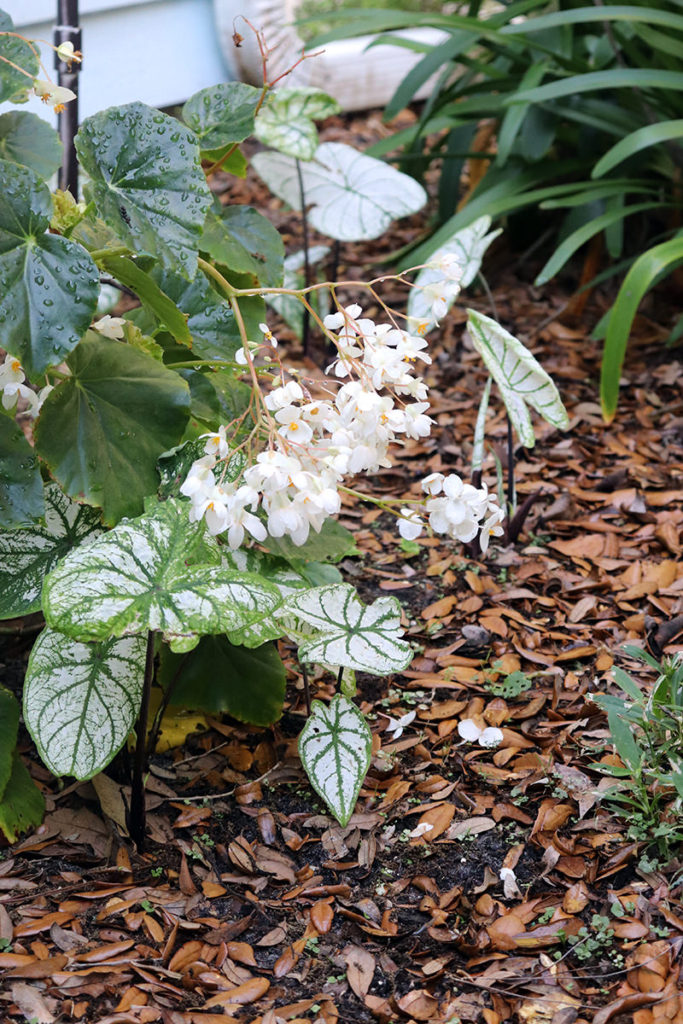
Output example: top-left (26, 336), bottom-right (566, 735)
top-left (75, 103), bottom-right (212, 280)
top-left (0, 160), bottom-right (99, 376)
top-left (42, 498), bottom-right (283, 650)
top-left (467, 309), bottom-right (570, 449)
top-left (281, 584), bottom-right (413, 674)
top-left (24, 629), bottom-right (147, 780)
top-left (407, 216), bottom-right (502, 332)
top-left (34, 333), bottom-right (191, 525)
top-left (0, 483), bottom-right (102, 619)
top-left (0, 415), bottom-right (44, 531)
top-left (221, 546), bottom-right (308, 648)
top-left (182, 82), bottom-right (262, 155)
top-left (252, 142), bottom-right (427, 242)
top-left (299, 695), bottom-right (372, 827)
top-left (0, 111), bottom-right (62, 178)
top-left (255, 87), bottom-right (341, 160)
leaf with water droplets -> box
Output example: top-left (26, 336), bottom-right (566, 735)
top-left (0, 159), bottom-right (99, 376)
top-left (24, 628), bottom-right (147, 780)
top-left (76, 103), bottom-right (212, 279)
top-left (42, 497), bottom-right (284, 650)
top-left (0, 111), bottom-right (62, 178)
top-left (299, 695), bottom-right (372, 826)
top-left (182, 82), bottom-right (261, 155)
top-left (0, 415), bottom-right (44, 530)
top-left (0, 483), bottom-right (102, 619)
top-left (34, 333), bottom-right (191, 525)
top-left (0, 12), bottom-right (38, 103)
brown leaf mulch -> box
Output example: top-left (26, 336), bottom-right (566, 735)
top-left (1, 108), bottom-right (682, 1024)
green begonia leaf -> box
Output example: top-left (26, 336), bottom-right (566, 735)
top-left (0, 686), bottom-right (19, 799)
top-left (407, 216), bottom-right (502, 333)
top-left (467, 309), bottom-right (570, 449)
top-left (201, 203), bottom-right (284, 288)
top-left (0, 482), bottom-right (102, 619)
top-left (99, 255), bottom-right (192, 345)
top-left (24, 629), bottom-right (147, 780)
top-left (0, 12), bottom-right (38, 102)
top-left (299, 695), bottom-right (372, 826)
top-left (150, 267), bottom-right (242, 361)
top-left (42, 498), bottom-right (284, 648)
top-left (182, 82), bottom-right (262, 153)
top-left (35, 333), bottom-right (191, 525)
top-left (283, 584), bottom-right (413, 675)
top-left (182, 369), bottom-right (221, 427)
top-left (0, 752), bottom-right (45, 842)
top-left (160, 636), bottom-right (286, 725)
top-left (0, 111), bottom-right (62, 178)
top-left (76, 103), bottom-right (211, 279)
top-left (0, 415), bottom-right (44, 530)
top-left (252, 142), bottom-right (427, 241)
top-left (255, 87), bottom-right (341, 160)
top-left (0, 159), bottom-right (99, 376)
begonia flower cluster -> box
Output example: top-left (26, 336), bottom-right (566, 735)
top-left (180, 302), bottom-right (503, 553)
top-left (0, 355), bottom-right (52, 419)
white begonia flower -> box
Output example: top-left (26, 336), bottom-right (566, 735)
top-left (93, 315), bottom-right (126, 340)
top-left (259, 322), bottom-right (278, 348)
top-left (33, 79), bottom-right (76, 111)
top-left (421, 472), bottom-right (444, 495)
top-left (1, 381), bottom-right (30, 412)
top-left (265, 380), bottom-right (303, 411)
top-left (457, 719), bottom-right (504, 748)
top-left (499, 867), bottom-right (522, 899)
top-left (323, 303), bottom-right (363, 331)
top-left (409, 822), bottom-right (434, 839)
top-left (56, 41), bottom-right (82, 65)
top-left (275, 406), bottom-right (314, 444)
top-left (201, 426), bottom-right (229, 460)
top-left (479, 506), bottom-right (506, 553)
top-left (403, 402), bottom-right (434, 439)
top-left (398, 509), bottom-right (423, 541)
top-left (383, 710), bottom-right (416, 740)
top-left (0, 356), bottom-right (25, 389)
top-left (180, 456), bottom-right (216, 502)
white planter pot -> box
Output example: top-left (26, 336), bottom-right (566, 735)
top-left (213, 0), bottom-right (448, 111)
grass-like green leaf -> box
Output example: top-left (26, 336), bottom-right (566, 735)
top-left (592, 120), bottom-right (683, 179)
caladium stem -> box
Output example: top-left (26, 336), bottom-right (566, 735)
top-left (129, 630), bottom-right (155, 852)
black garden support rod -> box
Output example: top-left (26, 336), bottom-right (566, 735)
top-left (54, 0), bottom-right (81, 195)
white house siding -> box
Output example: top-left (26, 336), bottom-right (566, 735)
top-left (5, 0), bottom-right (234, 125)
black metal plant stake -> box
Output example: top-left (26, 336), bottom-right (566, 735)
top-left (54, 0), bottom-right (81, 195)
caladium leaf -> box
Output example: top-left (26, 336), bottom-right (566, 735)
top-left (42, 498), bottom-right (283, 649)
top-left (299, 695), bottom-right (372, 826)
top-left (182, 82), bottom-right (262, 154)
top-left (34, 333), bottom-right (191, 525)
top-left (407, 216), bottom-right (502, 332)
top-left (0, 415), bottom-right (44, 530)
top-left (467, 309), bottom-right (569, 449)
top-left (252, 142), bottom-right (427, 241)
top-left (0, 752), bottom-right (45, 842)
top-left (0, 687), bottom-right (19, 799)
top-left (282, 584), bottom-right (413, 674)
top-left (0, 159), bottom-right (99, 376)
top-left (0, 483), bottom-right (102, 620)
top-left (255, 87), bottom-right (341, 160)
top-left (24, 629), bottom-right (147, 780)
top-left (75, 103), bottom-right (212, 279)
top-left (0, 111), bottom-right (62, 178)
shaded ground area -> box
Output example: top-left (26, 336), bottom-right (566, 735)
top-left (1, 109), bottom-right (682, 1024)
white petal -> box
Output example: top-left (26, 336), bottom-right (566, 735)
top-left (457, 719), bottom-right (482, 742)
top-left (479, 727), bottom-right (504, 748)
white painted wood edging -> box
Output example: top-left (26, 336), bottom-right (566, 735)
top-left (213, 0), bottom-right (448, 111)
